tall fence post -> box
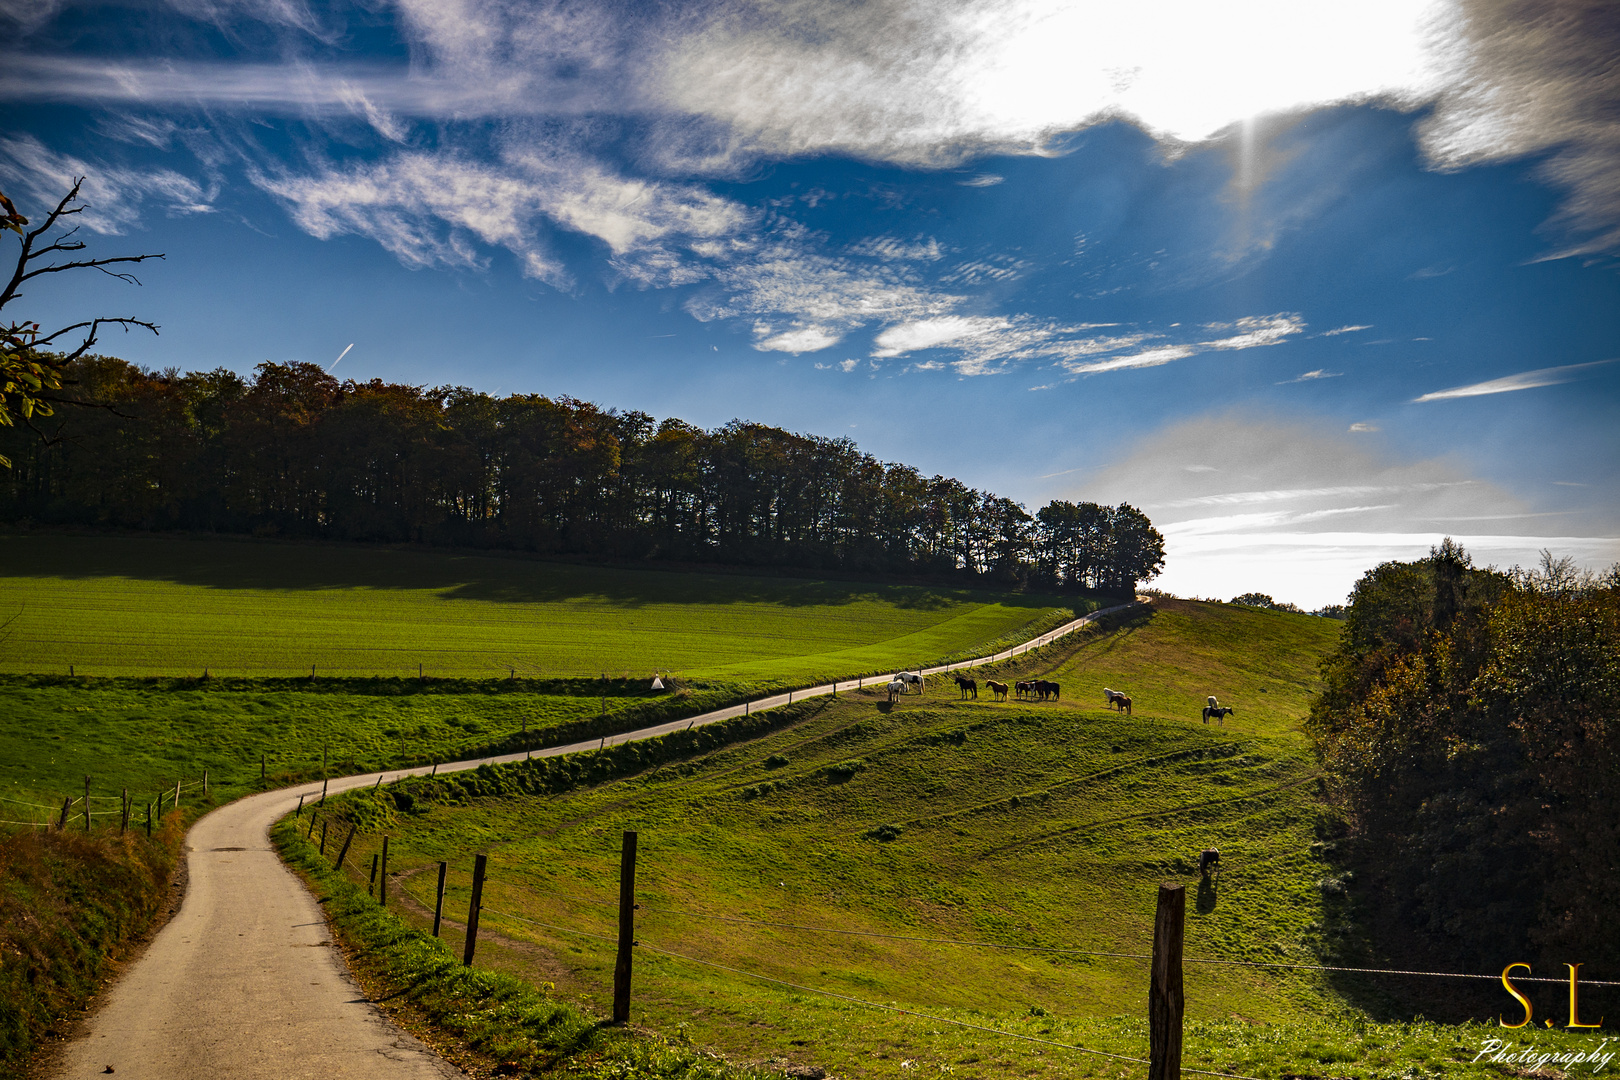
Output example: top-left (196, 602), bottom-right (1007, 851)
top-left (368, 853), bottom-right (379, 896)
top-left (145, 801), bottom-right (152, 838)
top-left (1149, 882), bottom-right (1185, 1080)
top-left (433, 861), bottom-right (447, 937)
top-left (320, 777), bottom-right (329, 806)
top-left (334, 823), bottom-right (358, 869)
top-left (120, 788), bottom-right (129, 835)
top-left (319, 819), bottom-right (329, 855)
top-left (83, 776), bottom-right (91, 833)
top-left (379, 836), bottom-right (389, 907)
top-left (463, 854), bottom-right (487, 966)
top-left (613, 830), bottom-right (638, 1024)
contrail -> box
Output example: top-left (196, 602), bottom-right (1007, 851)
top-left (328, 343), bottom-right (354, 373)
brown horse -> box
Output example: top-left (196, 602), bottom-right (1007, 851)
top-left (954, 675), bottom-right (977, 699)
top-left (985, 679), bottom-right (1009, 701)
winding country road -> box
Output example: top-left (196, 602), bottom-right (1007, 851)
top-left (45, 601), bottom-right (1139, 1079)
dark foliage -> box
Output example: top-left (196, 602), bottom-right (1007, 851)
top-left (1308, 541), bottom-right (1620, 973)
top-left (0, 355), bottom-right (1166, 590)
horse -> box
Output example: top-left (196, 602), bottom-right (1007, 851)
top-left (894, 671), bottom-right (924, 694)
top-left (1199, 847), bottom-right (1221, 878)
top-left (1110, 693), bottom-right (1132, 715)
top-left (1033, 679), bottom-right (1060, 701)
top-left (1202, 705), bottom-right (1235, 725)
top-left (886, 679), bottom-right (906, 703)
top-left (985, 679), bottom-right (1009, 701)
top-left (1104, 688), bottom-right (1130, 712)
top-left (954, 675), bottom-right (977, 699)
top-left (1015, 680), bottom-right (1036, 700)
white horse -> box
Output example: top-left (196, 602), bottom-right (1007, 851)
top-left (886, 679), bottom-right (906, 703)
top-left (893, 671), bottom-right (924, 695)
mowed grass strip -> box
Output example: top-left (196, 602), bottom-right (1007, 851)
top-left (0, 532), bottom-right (1079, 678)
top-left (316, 601), bottom-right (1381, 1078)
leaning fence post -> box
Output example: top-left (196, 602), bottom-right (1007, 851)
top-left (83, 776), bottom-right (91, 833)
top-left (463, 854), bottom-right (487, 966)
top-left (433, 861), bottom-right (447, 937)
top-left (368, 853), bottom-right (379, 895)
top-left (297, 793), bottom-right (306, 818)
top-left (614, 830), bottom-right (638, 1023)
top-left (57, 795), bottom-right (71, 831)
top-left (1149, 882), bottom-right (1186, 1080)
top-left (203, 769), bottom-right (209, 796)
top-left (174, 778), bottom-right (181, 810)
top-left (319, 819), bottom-right (329, 855)
top-left (307, 809), bottom-right (317, 838)
top-left (334, 823), bottom-right (358, 869)
top-left (320, 777), bottom-right (329, 806)
top-left (379, 837), bottom-right (389, 907)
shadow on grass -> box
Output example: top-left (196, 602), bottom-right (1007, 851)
top-left (0, 531), bottom-right (1089, 611)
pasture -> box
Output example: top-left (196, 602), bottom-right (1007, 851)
top-left (0, 532), bottom-right (1080, 679)
top-left (320, 599), bottom-right (1538, 1078)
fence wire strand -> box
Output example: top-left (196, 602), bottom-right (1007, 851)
top-left (480, 906), bottom-right (620, 948)
top-left (633, 939), bottom-right (1263, 1080)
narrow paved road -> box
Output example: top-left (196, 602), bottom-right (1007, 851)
top-left (47, 601), bottom-right (1139, 1079)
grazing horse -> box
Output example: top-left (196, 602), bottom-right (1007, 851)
top-left (1104, 688), bottom-right (1130, 712)
top-left (1199, 847), bottom-right (1221, 878)
top-left (886, 679), bottom-right (906, 703)
top-left (954, 675), bottom-right (977, 699)
top-left (985, 679), bottom-right (1009, 701)
top-left (1202, 705), bottom-right (1235, 725)
top-left (1111, 694), bottom-right (1132, 715)
top-left (893, 671), bottom-right (924, 695)
top-left (1032, 679), bottom-right (1060, 701)
top-left (1015, 680), bottom-right (1035, 699)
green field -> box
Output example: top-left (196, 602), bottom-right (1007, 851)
top-left (0, 533), bottom-right (1079, 679)
top-left (311, 600), bottom-right (1607, 1078)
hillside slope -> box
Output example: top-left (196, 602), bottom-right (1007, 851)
top-left (326, 600), bottom-right (1370, 1078)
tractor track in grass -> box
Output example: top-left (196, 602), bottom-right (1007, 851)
top-left (42, 603), bottom-right (1141, 1078)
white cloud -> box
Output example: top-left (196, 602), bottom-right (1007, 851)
top-left (871, 315), bottom-right (1011, 358)
top-left (1277, 369), bottom-right (1342, 384)
top-left (0, 133), bottom-right (215, 233)
top-left (1348, 422), bottom-right (1379, 432)
top-left (1067, 412), bottom-right (1619, 608)
top-left (1319, 324), bottom-right (1372, 336)
top-left (959, 174), bottom-right (1003, 186)
top-left (847, 235), bottom-right (945, 262)
top-left (254, 146), bottom-right (752, 287)
top-left (1412, 358), bottom-right (1618, 402)
top-left (756, 326), bottom-right (842, 353)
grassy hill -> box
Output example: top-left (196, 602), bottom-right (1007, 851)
top-left (312, 599), bottom-right (1448, 1077)
top-left (0, 532), bottom-right (1077, 679)
top-left (315, 599), bottom-right (1606, 1077)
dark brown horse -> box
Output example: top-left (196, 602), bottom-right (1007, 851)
top-left (955, 675), bottom-right (977, 699)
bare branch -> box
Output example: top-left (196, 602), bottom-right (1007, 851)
top-left (33, 316), bottom-right (160, 361)
top-left (19, 252), bottom-right (165, 286)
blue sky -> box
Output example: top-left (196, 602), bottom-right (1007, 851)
top-left (2, 0), bottom-right (1617, 606)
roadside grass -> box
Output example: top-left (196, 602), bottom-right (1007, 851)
top-left (310, 599), bottom-right (1613, 1078)
top-left (0, 812), bottom-right (186, 1068)
top-left (0, 532), bottom-right (1084, 679)
top-left (0, 676), bottom-right (763, 819)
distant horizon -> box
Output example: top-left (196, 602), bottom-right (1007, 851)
top-left (3, 0), bottom-right (1616, 608)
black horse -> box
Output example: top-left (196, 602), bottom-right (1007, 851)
top-left (955, 675), bottom-right (977, 699)
top-left (1202, 705), bottom-right (1235, 724)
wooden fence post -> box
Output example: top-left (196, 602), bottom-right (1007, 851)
top-left (261, 753), bottom-right (266, 782)
top-left (297, 793), bottom-right (305, 817)
top-left (433, 861), bottom-right (447, 937)
top-left (56, 795), bottom-right (70, 831)
top-left (613, 830), bottom-right (638, 1023)
top-left (1149, 882), bottom-right (1185, 1080)
top-left (320, 778), bottom-right (328, 806)
top-left (462, 854), bottom-right (487, 966)
top-left (120, 789), bottom-right (129, 835)
top-left (145, 801), bottom-right (152, 838)
top-left (379, 837), bottom-right (389, 907)
top-left (83, 776), bottom-right (91, 833)
top-left (174, 778), bottom-right (181, 810)
top-left (203, 769), bottom-right (209, 796)
top-left (307, 809), bottom-right (317, 838)
top-left (334, 823), bottom-right (358, 869)
top-left (368, 853), bottom-right (379, 895)
top-left (319, 819), bottom-right (329, 855)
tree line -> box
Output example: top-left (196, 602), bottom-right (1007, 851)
top-left (0, 356), bottom-right (1166, 591)
top-left (1309, 541), bottom-right (1620, 976)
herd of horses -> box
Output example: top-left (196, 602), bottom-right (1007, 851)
top-left (881, 674), bottom-right (1236, 725)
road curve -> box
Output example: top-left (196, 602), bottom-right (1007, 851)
top-left (47, 600), bottom-right (1140, 1079)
